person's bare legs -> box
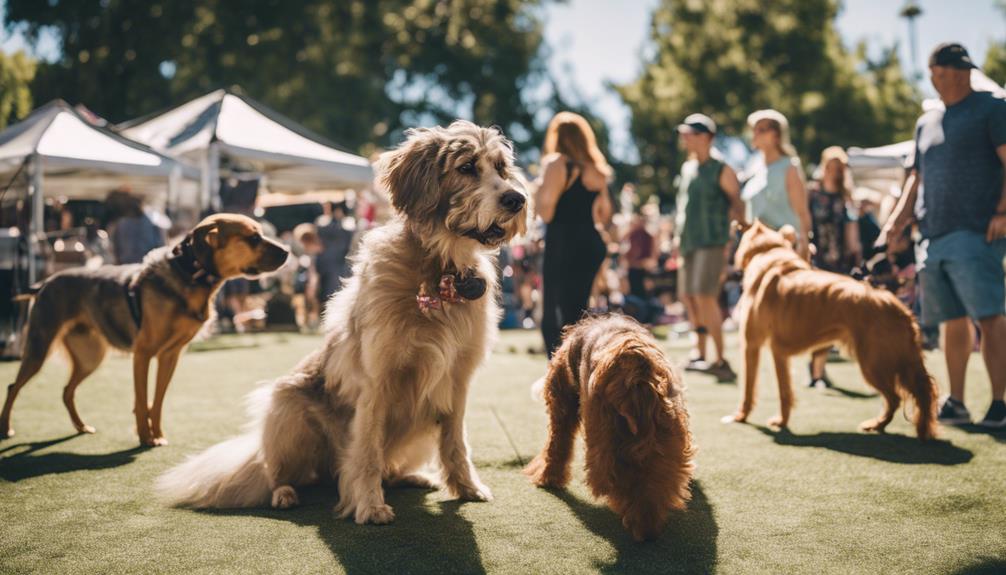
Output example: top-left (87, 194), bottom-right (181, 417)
top-left (682, 295), bottom-right (706, 361)
top-left (943, 317), bottom-right (974, 402)
top-left (696, 295), bottom-right (724, 363)
top-left (978, 315), bottom-right (1006, 402)
top-left (810, 349), bottom-right (829, 380)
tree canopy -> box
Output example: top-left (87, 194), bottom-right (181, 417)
top-left (616, 0), bottom-right (920, 202)
top-left (0, 50), bottom-right (36, 130)
top-left (4, 0), bottom-right (562, 156)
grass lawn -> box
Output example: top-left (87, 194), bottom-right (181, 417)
top-left (1, 329), bottom-right (1004, 575)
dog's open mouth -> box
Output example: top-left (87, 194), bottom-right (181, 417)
top-left (463, 223), bottom-right (507, 246)
top-left (242, 266), bottom-right (260, 276)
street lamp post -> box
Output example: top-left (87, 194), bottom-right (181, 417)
top-left (900, 1), bottom-right (923, 86)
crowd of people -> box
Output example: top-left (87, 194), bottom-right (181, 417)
top-left (509, 42), bottom-right (1006, 429)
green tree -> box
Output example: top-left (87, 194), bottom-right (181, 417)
top-left (984, 1), bottom-right (1006, 84)
top-left (5, 0), bottom-right (558, 155)
top-left (615, 0), bottom-right (920, 201)
top-left (0, 50), bottom-right (36, 129)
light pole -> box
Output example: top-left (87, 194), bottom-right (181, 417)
top-left (900, 1), bottom-right (923, 86)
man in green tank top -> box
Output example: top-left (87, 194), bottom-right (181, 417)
top-left (676, 114), bottom-right (745, 382)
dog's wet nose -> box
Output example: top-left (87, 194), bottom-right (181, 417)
top-left (500, 190), bottom-right (526, 213)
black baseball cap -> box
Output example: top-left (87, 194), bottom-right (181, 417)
top-left (677, 113), bottom-right (716, 135)
top-left (929, 42), bottom-right (978, 70)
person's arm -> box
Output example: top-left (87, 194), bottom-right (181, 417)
top-left (878, 170), bottom-right (919, 253)
top-left (533, 155), bottom-right (567, 224)
top-left (987, 144), bottom-right (1006, 242)
top-left (592, 186), bottom-right (613, 228)
top-left (718, 164), bottom-right (745, 222)
top-left (785, 165), bottom-right (812, 258)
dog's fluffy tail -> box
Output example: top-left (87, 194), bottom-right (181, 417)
top-left (156, 432), bottom-right (270, 508)
top-left (900, 351), bottom-right (938, 441)
top-left (156, 385), bottom-right (274, 508)
top-left (890, 315), bottom-right (938, 441)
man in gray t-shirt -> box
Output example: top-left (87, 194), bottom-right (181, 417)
top-left (881, 43), bottom-right (1006, 429)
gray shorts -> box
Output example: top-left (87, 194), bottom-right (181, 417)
top-left (917, 230), bottom-right (1006, 326)
top-left (679, 246), bottom-right (726, 297)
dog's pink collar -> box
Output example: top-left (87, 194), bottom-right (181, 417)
top-left (416, 270), bottom-right (486, 313)
top-left (417, 274), bottom-right (468, 312)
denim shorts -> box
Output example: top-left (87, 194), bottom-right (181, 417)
top-left (916, 230), bottom-right (1006, 327)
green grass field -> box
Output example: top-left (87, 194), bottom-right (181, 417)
top-left (1, 329), bottom-right (1004, 575)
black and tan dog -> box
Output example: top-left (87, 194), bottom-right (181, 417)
top-left (0, 214), bottom-right (289, 446)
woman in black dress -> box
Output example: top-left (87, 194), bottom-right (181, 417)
top-left (534, 112), bottom-right (613, 358)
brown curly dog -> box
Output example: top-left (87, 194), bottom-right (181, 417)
top-left (524, 314), bottom-right (695, 541)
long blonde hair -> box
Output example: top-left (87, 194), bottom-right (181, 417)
top-left (542, 111), bottom-right (612, 177)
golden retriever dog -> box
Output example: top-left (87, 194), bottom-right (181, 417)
top-left (524, 314), bottom-right (695, 541)
top-left (157, 121), bottom-right (528, 524)
top-left (726, 221), bottom-right (937, 440)
top-left (0, 214), bottom-right (289, 446)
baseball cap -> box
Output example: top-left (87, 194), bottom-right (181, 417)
top-left (677, 113), bottom-right (716, 135)
top-left (929, 42), bottom-right (978, 70)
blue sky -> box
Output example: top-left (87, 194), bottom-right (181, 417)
top-left (3, 1), bottom-right (1004, 161)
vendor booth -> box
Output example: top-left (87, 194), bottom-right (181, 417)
top-left (118, 89), bottom-right (374, 210)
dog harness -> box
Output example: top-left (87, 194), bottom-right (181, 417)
top-left (416, 269), bottom-right (487, 313)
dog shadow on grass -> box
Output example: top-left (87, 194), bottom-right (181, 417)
top-left (950, 557), bottom-right (1006, 575)
top-left (544, 481), bottom-right (718, 574)
top-left (0, 434), bottom-right (147, 481)
top-left (206, 486), bottom-right (487, 574)
top-left (753, 425), bottom-right (973, 465)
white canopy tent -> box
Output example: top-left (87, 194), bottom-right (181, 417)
top-left (119, 89), bottom-right (374, 209)
top-left (0, 100), bottom-right (198, 282)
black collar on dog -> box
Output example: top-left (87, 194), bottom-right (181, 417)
top-left (170, 235), bottom-right (220, 287)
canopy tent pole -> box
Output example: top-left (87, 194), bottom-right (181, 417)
top-left (208, 142), bottom-right (221, 212)
top-left (27, 154), bottom-right (43, 285)
top-left (168, 164), bottom-right (181, 215)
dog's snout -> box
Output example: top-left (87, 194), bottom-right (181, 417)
top-left (500, 190), bottom-right (526, 213)
top-left (262, 240), bottom-right (291, 271)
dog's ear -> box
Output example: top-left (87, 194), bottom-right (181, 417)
top-left (191, 220), bottom-right (221, 272)
top-left (381, 128), bottom-right (445, 219)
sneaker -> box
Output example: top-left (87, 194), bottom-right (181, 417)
top-left (685, 358), bottom-right (710, 372)
top-left (978, 401), bottom-right (1006, 429)
top-left (937, 396), bottom-right (972, 425)
top-left (808, 377), bottom-right (832, 389)
top-left (706, 360), bottom-right (737, 383)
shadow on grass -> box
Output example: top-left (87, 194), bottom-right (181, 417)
top-left (545, 481), bottom-right (717, 574)
top-left (754, 425), bottom-right (973, 465)
top-left (824, 385), bottom-right (878, 400)
top-left (953, 424), bottom-right (1006, 444)
top-left (0, 434), bottom-right (147, 481)
top-left (951, 557), bottom-right (1006, 574)
top-left (207, 485), bottom-right (487, 574)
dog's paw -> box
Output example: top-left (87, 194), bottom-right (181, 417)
top-left (75, 424), bottom-right (96, 434)
top-left (0, 426), bottom-right (14, 439)
top-left (271, 485), bottom-right (299, 509)
top-left (354, 503), bottom-right (395, 525)
top-left (453, 481), bottom-right (493, 502)
top-left (766, 415), bottom-right (788, 429)
top-left (523, 456), bottom-right (568, 489)
top-left (859, 418), bottom-right (888, 433)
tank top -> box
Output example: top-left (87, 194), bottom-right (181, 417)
top-left (545, 161), bottom-right (606, 267)
top-left (743, 155), bottom-right (801, 231)
top-left (676, 157), bottom-right (730, 253)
